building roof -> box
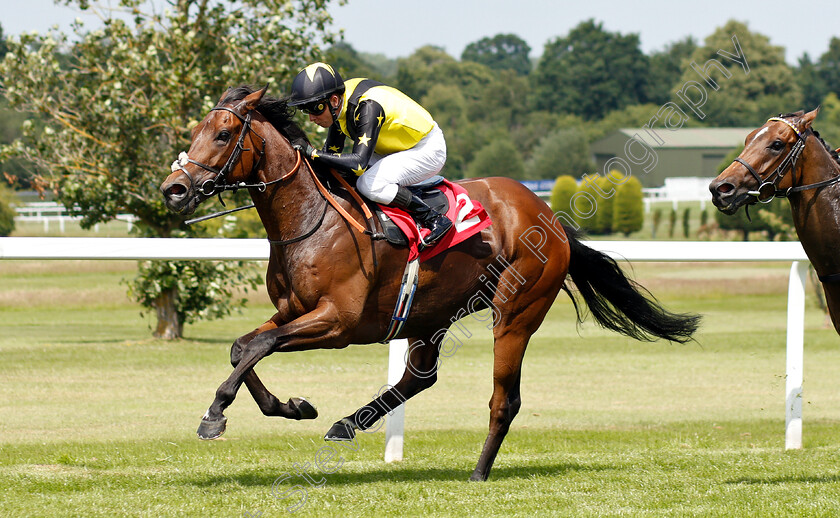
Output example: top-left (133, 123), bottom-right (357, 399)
top-left (608, 127), bottom-right (754, 148)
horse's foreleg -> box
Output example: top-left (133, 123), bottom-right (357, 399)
top-left (232, 319), bottom-right (318, 421)
top-left (198, 304), bottom-right (344, 440)
top-left (324, 335), bottom-right (440, 441)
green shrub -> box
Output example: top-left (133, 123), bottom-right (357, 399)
top-left (595, 175), bottom-right (616, 234)
top-left (612, 176), bottom-right (644, 236)
top-left (549, 175), bottom-right (578, 214)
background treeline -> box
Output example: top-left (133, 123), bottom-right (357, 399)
top-left (3, 18), bottom-right (840, 186)
top-left (322, 19), bottom-right (840, 181)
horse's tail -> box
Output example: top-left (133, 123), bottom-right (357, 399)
top-left (562, 226), bottom-right (700, 343)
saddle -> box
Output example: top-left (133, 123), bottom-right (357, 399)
top-left (369, 176), bottom-right (448, 247)
top-left (315, 166), bottom-right (448, 248)
top-left (313, 163), bottom-right (491, 263)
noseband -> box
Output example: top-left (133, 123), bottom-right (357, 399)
top-left (733, 117), bottom-right (840, 204)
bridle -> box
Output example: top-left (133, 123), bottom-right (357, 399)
top-left (732, 116), bottom-right (840, 283)
top-left (733, 116), bottom-right (840, 204)
top-left (170, 106), bottom-right (303, 200)
top-left (170, 106), bottom-right (305, 226)
top-left (169, 103), bottom-right (379, 244)
top-left (170, 107), bottom-right (265, 199)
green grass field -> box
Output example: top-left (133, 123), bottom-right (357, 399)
top-left (2, 259), bottom-right (840, 517)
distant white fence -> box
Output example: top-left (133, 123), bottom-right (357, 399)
top-left (14, 202), bottom-right (138, 233)
top-left (642, 177), bottom-right (715, 211)
top-left (0, 237), bottom-right (813, 452)
top-left (524, 177), bottom-right (716, 210)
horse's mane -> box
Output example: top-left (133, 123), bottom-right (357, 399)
top-left (218, 85), bottom-right (310, 148)
top-left (779, 111), bottom-right (840, 167)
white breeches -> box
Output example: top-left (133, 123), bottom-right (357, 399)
top-left (356, 123), bottom-right (447, 204)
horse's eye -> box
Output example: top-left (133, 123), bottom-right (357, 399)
top-left (769, 139), bottom-right (785, 152)
top-left (217, 130), bottom-right (231, 142)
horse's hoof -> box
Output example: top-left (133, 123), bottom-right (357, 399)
top-left (197, 415), bottom-right (227, 440)
top-left (324, 418), bottom-right (356, 441)
top-left (289, 397), bottom-right (318, 420)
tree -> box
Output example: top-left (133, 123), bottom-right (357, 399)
top-left (0, 22), bottom-right (31, 186)
top-left (679, 20), bottom-right (801, 126)
top-left (325, 42), bottom-right (381, 81)
top-left (0, 0), bottom-right (339, 338)
top-left (0, 22), bottom-right (7, 56)
top-left (394, 46), bottom-right (458, 102)
top-left (461, 33), bottom-right (532, 76)
top-left (645, 37), bottom-right (697, 105)
top-left (816, 37), bottom-right (840, 99)
top-left (531, 19), bottom-right (650, 120)
top-left (524, 128), bottom-right (595, 180)
top-left (465, 138), bottom-right (524, 179)
top-left (815, 92), bottom-right (840, 149)
top-left (473, 69), bottom-right (531, 129)
top-left (0, 183), bottom-right (15, 237)
top-left (586, 103), bottom-right (670, 143)
top-left (612, 176), bottom-right (644, 236)
top-left (796, 53), bottom-right (828, 111)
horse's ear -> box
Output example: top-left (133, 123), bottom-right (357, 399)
top-left (803, 106), bottom-right (821, 128)
top-left (239, 84), bottom-right (269, 114)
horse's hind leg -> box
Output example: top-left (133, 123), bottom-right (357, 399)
top-left (232, 318), bottom-right (317, 421)
top-left (470, 329), bottom-right (528, 481)
top-left (324, 335), bottom-right (440, 441)
top-left (471, 253), bottom-right (564, 481)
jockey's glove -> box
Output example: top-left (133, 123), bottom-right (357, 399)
top-left (293, 143), bottom-right (317, 159)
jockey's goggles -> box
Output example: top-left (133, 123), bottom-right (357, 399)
top-left (300, 100), bottom-right (328, 116)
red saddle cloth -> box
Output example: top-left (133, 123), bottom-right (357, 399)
top-left (379, 179), bottom-right (492, 262)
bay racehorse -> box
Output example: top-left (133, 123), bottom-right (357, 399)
top-left (160, 85), bottom-right (700, 481)
top-left (710, 108), bottom-right (840, 334)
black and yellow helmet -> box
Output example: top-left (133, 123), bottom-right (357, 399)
top-left (288, 62), bottom-right (345, 108)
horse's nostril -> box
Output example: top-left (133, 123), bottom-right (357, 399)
top-left (716, 183), bottom-right (734, 194)
top-left (167, 184), bottom-right (187, 197)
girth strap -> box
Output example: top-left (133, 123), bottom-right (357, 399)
top-left (818, 272), bottom-right (840, 283)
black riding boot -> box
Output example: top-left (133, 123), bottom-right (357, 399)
top-left (392, 186), bottom-right (453, 249)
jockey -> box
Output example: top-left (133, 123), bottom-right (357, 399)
top-left (287, 62), bottom-right (452, 248)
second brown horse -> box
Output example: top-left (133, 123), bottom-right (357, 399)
top-left (160, 85), bottom-right (699, 481)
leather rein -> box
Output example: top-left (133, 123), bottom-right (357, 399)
top-left (172, 106), bottom-right (379, 244)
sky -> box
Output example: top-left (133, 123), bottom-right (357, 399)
top-left (2, 0), bottom-right (839, 64)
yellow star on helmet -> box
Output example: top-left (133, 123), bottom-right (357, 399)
top-left (352, 164), bottom-right (367, 176)
top-left (358, 133), bottom-right (371, 147)
top-left (304, 62), bottom-right (335, 81)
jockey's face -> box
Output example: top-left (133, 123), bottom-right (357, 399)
top-left (308, 94), bottom-right (342, 128)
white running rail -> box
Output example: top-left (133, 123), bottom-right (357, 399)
top-left (0, 237), bottom-right (813, 453)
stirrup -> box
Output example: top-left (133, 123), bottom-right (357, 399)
top-left (418, 216), bottom-right (452, 250)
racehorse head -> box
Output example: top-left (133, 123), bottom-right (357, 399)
top-left (709, 108), bottom-right (820, 215)
top-left (160, 86), bottom-right (269, 216)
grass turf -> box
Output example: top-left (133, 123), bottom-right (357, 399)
top-left (1, 259), bottom-right (840, 517)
